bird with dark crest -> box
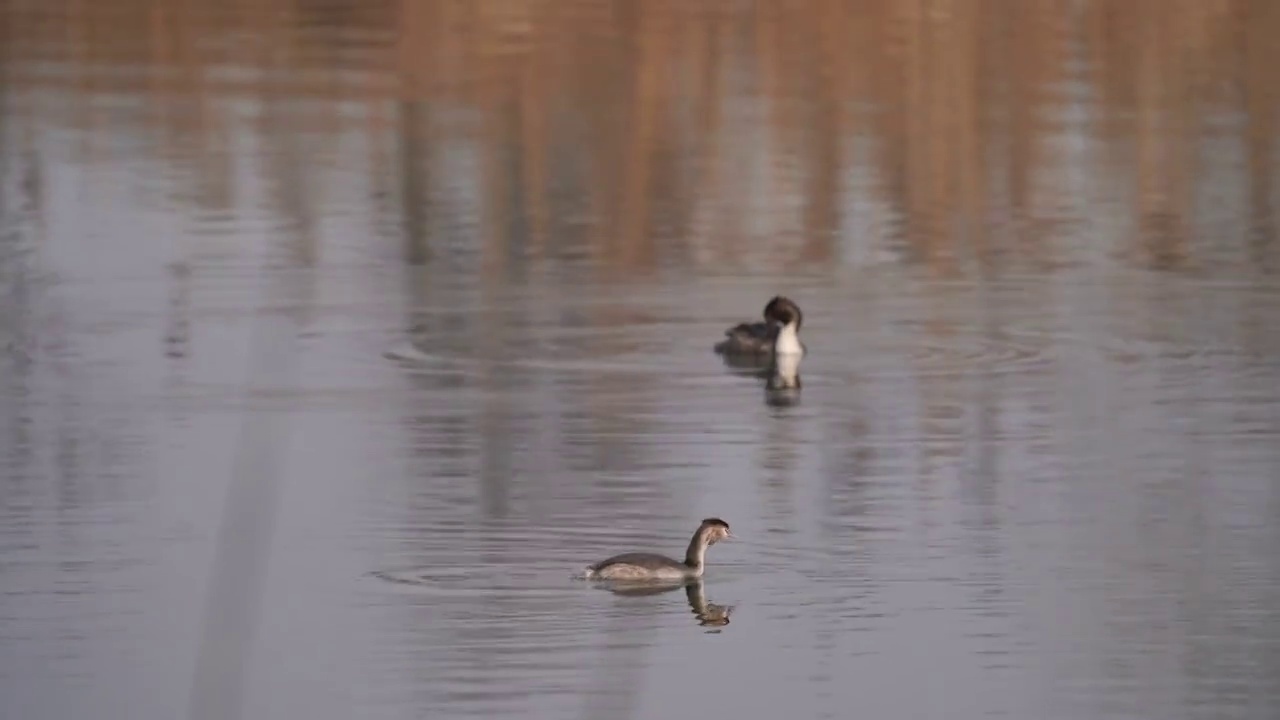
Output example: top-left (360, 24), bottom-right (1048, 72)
top-left (579, 518), bottom-right (733, 581)
top-left (713, 296), bottom-right (806, 358)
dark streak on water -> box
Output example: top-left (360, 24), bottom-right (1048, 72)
top-left (2, 3), bottom-right (1280, 720)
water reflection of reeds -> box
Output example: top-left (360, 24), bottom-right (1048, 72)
top-left (3, 0), bottom-right (1277, 277)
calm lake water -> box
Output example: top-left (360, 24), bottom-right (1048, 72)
top-left (2, 2), bottom-right (1279, 719)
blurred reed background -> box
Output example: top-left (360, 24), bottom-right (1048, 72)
top-left (2, 0), bottom-right (1276, 277)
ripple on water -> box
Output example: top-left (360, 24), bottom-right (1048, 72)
top-left (383, 339), bottom-right (726, 380)
top-left (868, 321), bottom-right (1056, 378)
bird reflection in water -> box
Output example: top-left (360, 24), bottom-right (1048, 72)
top-left (684, 580), bottom-right (731, 629)
top-left (764, 351), bottom-right (802, 407)
top-left (717, 349), bottom-right (775, 375)
top-left (716, 341), bottom-right (804, 407)
top-left (596, 579), bottom-right (733, 631)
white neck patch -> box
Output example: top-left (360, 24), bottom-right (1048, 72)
top-left (774, 322), bottom-right (803, 356)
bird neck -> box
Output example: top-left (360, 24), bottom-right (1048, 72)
top-left (684, 530), bottom-right (710, 568)
top-left (774, 321), bottom-right (803, 355)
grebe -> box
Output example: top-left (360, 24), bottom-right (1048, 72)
top-left (581, 518), bottom-right (732, 581)
top-left (713, 296), bottom-right (806, 357)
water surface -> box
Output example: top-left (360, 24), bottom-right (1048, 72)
top-left (2, 2), bottom-right (1279, 720)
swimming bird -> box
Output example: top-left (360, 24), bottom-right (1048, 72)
top-left (580, 518), bottom-right (733, 581)
top-left (713, 296), bottom-right (805, 358)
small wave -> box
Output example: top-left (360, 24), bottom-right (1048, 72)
top-left (381, 342), bottom-right (441, 364)
top-left (369, 568), bottom-right (439, 586)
